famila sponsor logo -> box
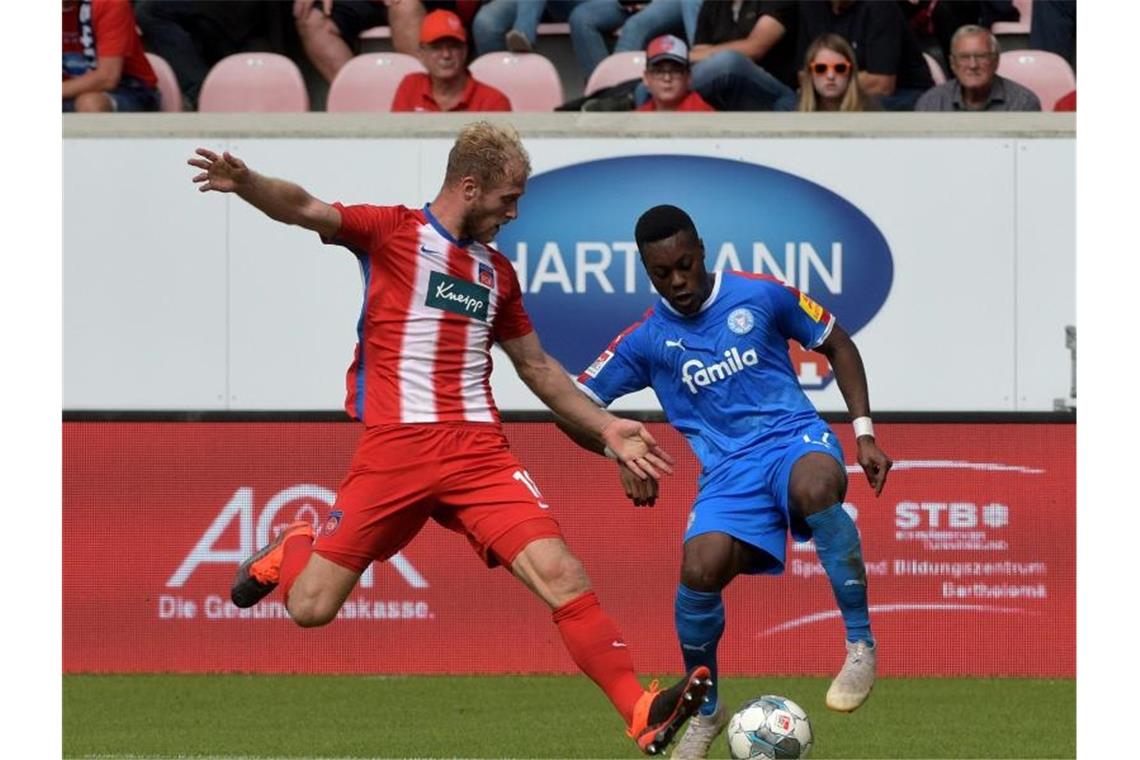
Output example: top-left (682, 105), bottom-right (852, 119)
top-left (681, 347), bottom-right (759, 394)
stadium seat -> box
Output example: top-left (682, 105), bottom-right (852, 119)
top-left (992, 0), bottom-right (1032, 36)
top-left (997, 50), bottom-right (1076, 112)
top-left (198, 53), bottom-right (310, 112)
top-left (145, 53), bottom-right (184, 112)
top-left (923, 52), bottom-right (947, 85)
top-left (468, 52), bottom-right (564, 111)
top-left (327, 53), bottom-right (426, 112)
top-left (585, 51), bottom-right (646, 96)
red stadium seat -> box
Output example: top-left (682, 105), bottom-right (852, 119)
top-left (992, 0), bottom-right (1032, 36)
top-left (145, 52), bottom-right (183, 112)
top-left (585, 51), bottom-right (646, 96)
top-left (468, 52), bottom-right (564, 111)
top-left (198, 53), bottom-right (309, 113)
top-left (997, 50), bottom-right (1076, 112)
top-left (923, 52), bottom-right (947, 85)
top-left (327, 53), bottom-right (426, 112)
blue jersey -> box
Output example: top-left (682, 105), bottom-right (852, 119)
top-left (578, 271), bottom-right (835, 473)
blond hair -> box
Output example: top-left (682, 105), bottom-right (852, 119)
top-left (796, 33), bottom-right (871, 113)
top-left (444, 121), bottom-right (532, 188)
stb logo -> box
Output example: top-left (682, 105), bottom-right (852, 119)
top-left (681, 347), bottom-right (758, 394)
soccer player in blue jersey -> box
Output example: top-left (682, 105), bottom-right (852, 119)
top-left (563, 205), bottom-right (893, 759)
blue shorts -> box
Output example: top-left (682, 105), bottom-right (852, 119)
top-left (684, 419), bottom-right (845, 575)
top-left (63, 76), bottom-right (159, 113)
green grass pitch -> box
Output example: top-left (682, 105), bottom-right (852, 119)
top-left (63, 674), bottom-right (1075, 758)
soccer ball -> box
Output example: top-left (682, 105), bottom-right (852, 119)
top-left (726, 695), bottom-right (813, 759)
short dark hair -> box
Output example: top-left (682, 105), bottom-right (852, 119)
top-left (635, 205), bottom-right (698, 249)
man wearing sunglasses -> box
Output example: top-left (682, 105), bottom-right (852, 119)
top-left (637, 34), bottom-right (715, 112)
top-left (915, 25), bottom-right (1041, 112)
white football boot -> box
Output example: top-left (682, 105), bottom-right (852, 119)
top-left (670, 703), bottom-right (728, 759)
top-left (825, 640), bottom-right (877, 712)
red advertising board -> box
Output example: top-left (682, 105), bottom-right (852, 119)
top-left (63, 422), bottom-right (1074, 677)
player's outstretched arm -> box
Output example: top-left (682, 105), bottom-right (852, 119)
top-left (554, 416), bottom-right (659, 507)
top-left (500, 332), bottom-right (674, 480)
top-left (187, 148), bottom-right (341, 239)
top-left (816, 323), bottom-right (893, 496)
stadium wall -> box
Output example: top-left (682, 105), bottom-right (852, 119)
top-left (63, 420), bottom-right (1074, 677)
top-left (63, 114), bottom-right (1075, 677)
top-left (63, 113), bottom-right (1075, 413)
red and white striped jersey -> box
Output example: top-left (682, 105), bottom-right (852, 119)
top-left (322, 203), bottom-right (533, 426)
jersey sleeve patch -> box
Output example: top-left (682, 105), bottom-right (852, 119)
top-left (799, 292), bottom-right (825, 322)
top-left (582, 349), bottom-right (615, 379)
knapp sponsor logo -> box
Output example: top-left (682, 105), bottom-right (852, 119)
top-left (495, 155), bottom-right (893, 388)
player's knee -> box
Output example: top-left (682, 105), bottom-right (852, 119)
top-left (542, 551), bottom-right (590, 598)
top-left (790, 477), bottom-right (844, 514)
top-left (680, 558), bottom-right (729, 592)
top-left (286, 590), bottom-right (340, 628)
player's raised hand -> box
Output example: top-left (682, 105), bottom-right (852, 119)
top-left (600, 418), bottom-right (674, 480)
top-left (188, 148), bottom-right (251, 194)
top-left (856, 437), bottom-right (892, 496)
top-left (618, 462), bottom-right (658, 507)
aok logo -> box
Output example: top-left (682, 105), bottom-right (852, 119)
top-left (167, 485), bottom-right (428, 589)
top-left (680, 347), bottom-right (759, 394)
top-left (495, 155), bottom-right (894, 390)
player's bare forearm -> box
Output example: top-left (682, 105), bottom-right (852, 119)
top-left (515, 352), bottom-right (612, 437)
top-left (188, 149), bottom-right (340, 238)
top-left (237, 173), bottom-right (339, 236)
top-left (554, 415), bottom-right (607, 457)
top-left (817, 323), bottom-right (871, 421)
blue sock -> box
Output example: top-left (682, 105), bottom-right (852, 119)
top-left (805, 503), bottom-right (874, 645)
top-left (675, 584), bottom-right (725, 716)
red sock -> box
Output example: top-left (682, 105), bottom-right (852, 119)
top-left (553, 591), bottom-right (645, 726)
top-left (278, 534), bottom-right (313, 603)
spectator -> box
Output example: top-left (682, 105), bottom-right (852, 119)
top-left (796, 0), bottom-right (933, 111)
top-left (135, 1), bottom-right (278, 110)
top-left (294, 0), bottom-right (431, 84)
top-left (796, 33), bottom-right (873, 111)
top-left (63, 0), bottom-right (159, 112)
top-left (569, 0), bottom-right (704, 81)
top-left (1054, 89), bottom-right (1076, 112)
top-left (915, 25), bottom-right (1040, 112)
top-left (901, 1), bottom-right (1021, 71)
top-left (639, 1), bottom-right (799, 111)
top-left (391, 9), bottom-right (512, 111)
top-left (1029, 0), bottom-right (1076, 73)
top-left (472, 0), bottom-right (580, 56)
top-left (637, 34), bottom-right (714, 111)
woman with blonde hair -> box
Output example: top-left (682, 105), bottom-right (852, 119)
top-left (796, 33), bottom-right (874, 112)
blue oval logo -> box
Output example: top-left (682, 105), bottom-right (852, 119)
top-left (496, 155), bottom-right (893, 388)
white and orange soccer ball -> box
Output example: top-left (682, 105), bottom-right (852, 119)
top-left (726, 695), bottom-right (814, 759)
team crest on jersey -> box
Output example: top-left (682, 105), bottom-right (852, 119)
top-left (583, 350), bottom-right (614, 378)
top-left (321, 510), bottom-right (343, 537)
top-left (478, 263), bottom-right (495, 289)
top-left (727, 308), bottom-right (754, 335)
top-left (799, 292), bottom-right (825, 322)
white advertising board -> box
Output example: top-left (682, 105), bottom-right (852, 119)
top-left (63, 131), bottom-right (1074, 412)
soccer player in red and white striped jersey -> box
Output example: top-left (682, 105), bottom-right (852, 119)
top-left (187, 122), bottom-right (710, 755)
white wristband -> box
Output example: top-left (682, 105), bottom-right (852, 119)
top-left (853, 416), bottom-right (874, 439)
top-left (603, 446), bottom-right (618, 460)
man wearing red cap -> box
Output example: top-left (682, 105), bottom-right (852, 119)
top-left (637, 34), bottom-right (714, 112)
top-left (391, 9), bottom-right (513, 112)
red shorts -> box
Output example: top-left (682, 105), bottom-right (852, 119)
top-left (313, 423), bottom-right (564, 574)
